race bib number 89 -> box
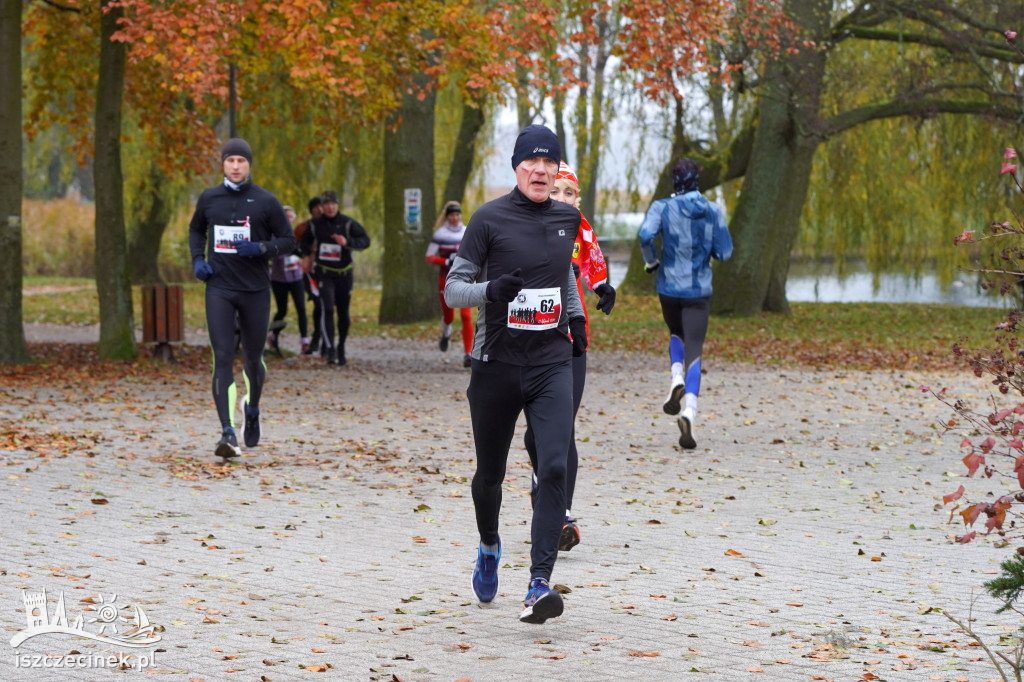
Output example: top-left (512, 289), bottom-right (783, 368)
top-left (214, 224), bottom-right (250, 253)
top-left (507, 287), bottom-right (561, 331)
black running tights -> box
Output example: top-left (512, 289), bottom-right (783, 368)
top-left (206, 286), bottom-right (270, 429)
top-left (524, 352), bottom-right (585, 512)
top-left (467, 358), bottom-right (573, 581)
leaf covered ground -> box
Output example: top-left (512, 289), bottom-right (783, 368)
top-left (0, 328), bottom-right (1020, 680)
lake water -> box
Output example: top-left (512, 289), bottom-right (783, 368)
top-left (595, 213), bottom-right (1016, 308)
top-left (603, 259), bottom-right (1015, 308)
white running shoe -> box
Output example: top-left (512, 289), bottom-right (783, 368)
top-left (677, 408), bottom-right (696, 449)
top-left (663, 377), bottom-right (685, 415)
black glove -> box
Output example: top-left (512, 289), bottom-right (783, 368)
top-left (486, 268), bottom-right (524, 303)
top-left (231, 240), bottom-right (268, 257)
top-left (569, 316), bottom-right (587, 357)
top-left (193, 258), bottom-right (214, 282)
top-left (445, 254), bottom-right (457, 268)
top-left (645, 260), bottom-right (660, 274)
top-left (572, 262), bottom-right (581, 279)
top-left (594, 283), bottom-right (616, 315)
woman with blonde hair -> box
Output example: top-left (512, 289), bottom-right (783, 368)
top-left (524, 161), bottom-right (616, 551)
top-left (425, 201), bottom-right (474, 367)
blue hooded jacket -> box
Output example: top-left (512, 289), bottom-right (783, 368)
top-left (638, 190), bottom-right (733, 299)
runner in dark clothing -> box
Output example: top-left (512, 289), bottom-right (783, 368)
top-left (267, 205), bottom-right (308, 355)
top-left (299, 190), bottom-right (371, 366)
top-left (188, 138), bottom-right (295, 458)
top-left (294, 196), bottom-right (323, 355)
top-left (445, 124), bottom-right (586, 625)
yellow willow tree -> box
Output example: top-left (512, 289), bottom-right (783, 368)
top-left (613, 0), bottom-right (1024, 315)
top-left (799, 37), bottom-right (1022, 289)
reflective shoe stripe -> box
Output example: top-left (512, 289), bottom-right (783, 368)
top-left (520, 590), bottom-right (563, 624)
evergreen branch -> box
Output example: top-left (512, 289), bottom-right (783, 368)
top-left (987, 555), bottom-right (1024, 613)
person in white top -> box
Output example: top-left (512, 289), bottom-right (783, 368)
top-left (424, 201), bottom-right (474, 367)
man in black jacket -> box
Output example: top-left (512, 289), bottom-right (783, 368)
top-left (188, 138), bottom-right (295, 458)
top-left (445, 124), bottom-right (585, 624)
top-left (299, 190), bottom-right (371, 366)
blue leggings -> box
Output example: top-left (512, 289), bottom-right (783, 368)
top-left (206, 286), bottom-right (270, 429)
top-left (467, 358), bottom-right (573, 581)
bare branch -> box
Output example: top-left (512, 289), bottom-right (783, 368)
top-left (40, 0), bottom-right (81, 13)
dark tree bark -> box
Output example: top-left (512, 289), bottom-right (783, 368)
top-left (0, 0), bottom-right (28, 363)
top-left (379, 74), bottom-right (438, 324)
top-left (127, 161), bottom-right (172, 285)
top-left (712, 0), bottom-right (837, 315)
top-left (441, 97), bottom-right (485, 206)
top-left (94, 0), bottom-right (135, 358)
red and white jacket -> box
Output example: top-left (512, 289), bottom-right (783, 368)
top-left (573, 214), bottom-right (608, 350)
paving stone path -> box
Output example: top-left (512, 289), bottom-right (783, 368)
top-left (0, 326), bottom-right (1016, 681)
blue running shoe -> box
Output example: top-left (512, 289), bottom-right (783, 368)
top-left (519, 577), bottom-right (563, 624)
top-left (472, 540), bottom-right (500, 603)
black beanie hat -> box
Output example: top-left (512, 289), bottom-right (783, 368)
top-left (672, 158), bottom-right (700, 193)
top-left (445, 202), bottom-right (462, 216)
top-left (510, 124), bottom-right (560, 171)
top-left (308, 196), bottom-right (323, 213)
top-left (221, 138), bottom-right (253, 164)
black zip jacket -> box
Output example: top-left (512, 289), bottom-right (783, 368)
top-left (300, 211), bottom-right (371, 271)
top-left (444, 187), bottom-right (582, 366)
top-left (188, 181), bottom-right (296, 292)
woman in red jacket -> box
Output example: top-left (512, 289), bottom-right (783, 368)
top-left (524, 161), bottom-right (616, 551)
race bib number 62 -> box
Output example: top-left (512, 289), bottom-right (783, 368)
top-left (507, 287), bottom-right (561, 331)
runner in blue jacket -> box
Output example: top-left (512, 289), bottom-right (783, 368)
top-left (638, 158), bottom-right (732, 450)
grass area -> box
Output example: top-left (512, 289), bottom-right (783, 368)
top-left (20, 277), bottom-right (1011, 370)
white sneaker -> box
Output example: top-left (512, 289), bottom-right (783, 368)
top-left (677, 408), bottom-right (696, 449)
top-left (663, 377), bottom-right (685, 415)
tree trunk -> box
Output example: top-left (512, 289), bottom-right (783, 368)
top-left (711, 0), bottom-right (829, 316)
top-left (579, 15), bottom-right (609, 223)
top-left (127, 161), bottom-right (171, 286)
top-left (0, 0), bottom-right (28, 363)
top-left (441, 97), bottom-right (485, 206)
top-left (94, 0), bottom-right (135, 358)
top-left (379, 76), bottom-right (437, 324)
